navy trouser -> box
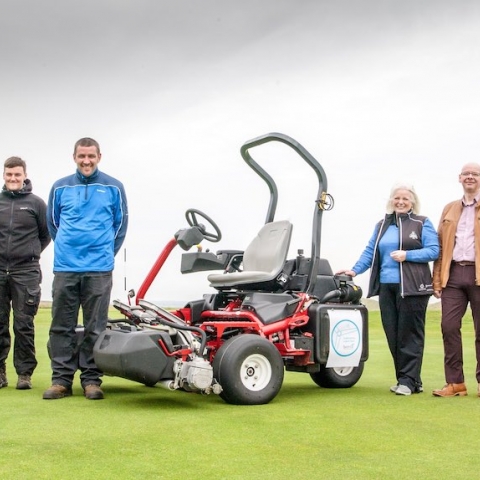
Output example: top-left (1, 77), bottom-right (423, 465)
top-left (48, 271), bottom-right (112, 388)
top-left (379, 283), bottom-right (429, 391)
top-left (440, 263), bottom-right (480, 384)
top-left (0, 268), bottom-right (41, 376)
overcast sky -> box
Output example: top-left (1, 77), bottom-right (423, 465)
top-left (1, 1), bottom-right (480, 303)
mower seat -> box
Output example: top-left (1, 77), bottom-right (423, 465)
top-left (208, 220), bottom-right (293, 289)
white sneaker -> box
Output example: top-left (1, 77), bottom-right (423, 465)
top-left (390, 385), bottom-right (399, 393)
top-left (395, 385), bottom-right (412, 396)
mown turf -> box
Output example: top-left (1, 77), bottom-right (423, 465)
top-left (0, 307), bottom-right (478, 479)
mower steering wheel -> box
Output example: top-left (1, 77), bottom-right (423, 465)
top-left (185, 208), bottom-right (222, 243)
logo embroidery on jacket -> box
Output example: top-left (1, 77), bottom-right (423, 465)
top-left (409, 231), bottom-right (418, 240)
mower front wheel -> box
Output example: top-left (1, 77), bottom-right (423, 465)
top-left (213, 334), bottom-right (284, 405)
top-left (310, 362), bottom-right (364, 388)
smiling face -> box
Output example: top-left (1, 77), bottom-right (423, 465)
top-left (459, 163), bottom-right (480, 196)
top-left (3, 166), bottom-right (26, 192)
top-left (74, 145), bottom-right (101, 177)
top-left (391, 188), bottom-right (413, 214)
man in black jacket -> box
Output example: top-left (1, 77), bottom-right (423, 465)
top-left (0, 157), bottom-right (50, 390)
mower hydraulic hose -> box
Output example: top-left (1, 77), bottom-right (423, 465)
top-left (153, 316), bottom-right (207, 357)
top-left (138, 299), bottom-right (207, 356)
top-left (320, 290), bottom-right (342, 303)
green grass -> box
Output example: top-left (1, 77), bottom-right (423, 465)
top-left (0, 307), bottom-right (478, 479)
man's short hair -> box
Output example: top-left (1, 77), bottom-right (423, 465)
top-left (4, 156), bottom-right (26, 173)
top-left (74, 137), bottom-right (101, 156)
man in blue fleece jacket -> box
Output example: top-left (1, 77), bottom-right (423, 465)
top-left (43, 137), bottom-right (128, 400)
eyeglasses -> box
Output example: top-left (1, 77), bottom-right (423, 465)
top-left (460, 172), bottom-right (480, 177)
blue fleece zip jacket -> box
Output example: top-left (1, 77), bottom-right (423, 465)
top-left (351, 212), bottom-right (439, 297)
top-left (47, 168), bottom-right (128, 273)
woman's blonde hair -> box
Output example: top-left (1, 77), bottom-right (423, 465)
top-left (386, 183), bottom-right (420, 214)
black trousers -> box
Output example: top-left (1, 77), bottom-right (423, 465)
top-left (379, 283), bottom-right (429, 391)
top-left (0, 268), bottom-right (42, 376)
top-left (48, 271), bottom-right (112, 388)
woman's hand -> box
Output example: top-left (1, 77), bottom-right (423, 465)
top-left (390, 250), bottom-right (406, 263)
top-left (335, 269), bottom-right (356, 277)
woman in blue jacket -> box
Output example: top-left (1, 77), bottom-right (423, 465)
top-left (338, 184), bottom-right (439, 396)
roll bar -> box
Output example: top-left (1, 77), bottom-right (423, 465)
top-left (240, 132), bottom-right (329, 295)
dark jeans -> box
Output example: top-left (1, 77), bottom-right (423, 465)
top-left (440, 263), bottom-right (480, 383)
top-left (379, 283), bottom-right (429, 391)
top-left (0, 268), bottom-right (41, 376)
top-left (48, 271), bottom-right (112, 388)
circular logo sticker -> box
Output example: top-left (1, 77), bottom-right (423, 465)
top-left (330, 319), bottom-right (361, 357)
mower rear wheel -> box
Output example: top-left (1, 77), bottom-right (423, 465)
top-left (213, 334), bottom-right (284, 405)
top-left (310, 362), bottom-right (364, 388)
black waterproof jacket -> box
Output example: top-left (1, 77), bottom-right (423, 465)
top-left (0, 179), bottom-right (51, 271)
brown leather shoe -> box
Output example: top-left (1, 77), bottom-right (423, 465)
top-left (432, 383), bottom-right (467, 397)
top-left (84, 384), bottom-right (104, 400)
top-left (43, 384), bottom-right (73, 399)
top-left (16, 374), bottom-right (32, 390)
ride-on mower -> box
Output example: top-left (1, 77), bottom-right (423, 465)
top-left (93, 132), bottom-right (368, 405)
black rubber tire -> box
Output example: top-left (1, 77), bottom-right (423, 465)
top-left (310, 362), bottom-right (365, 388)
top-left (213, 334), bottom-right (284, 405)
